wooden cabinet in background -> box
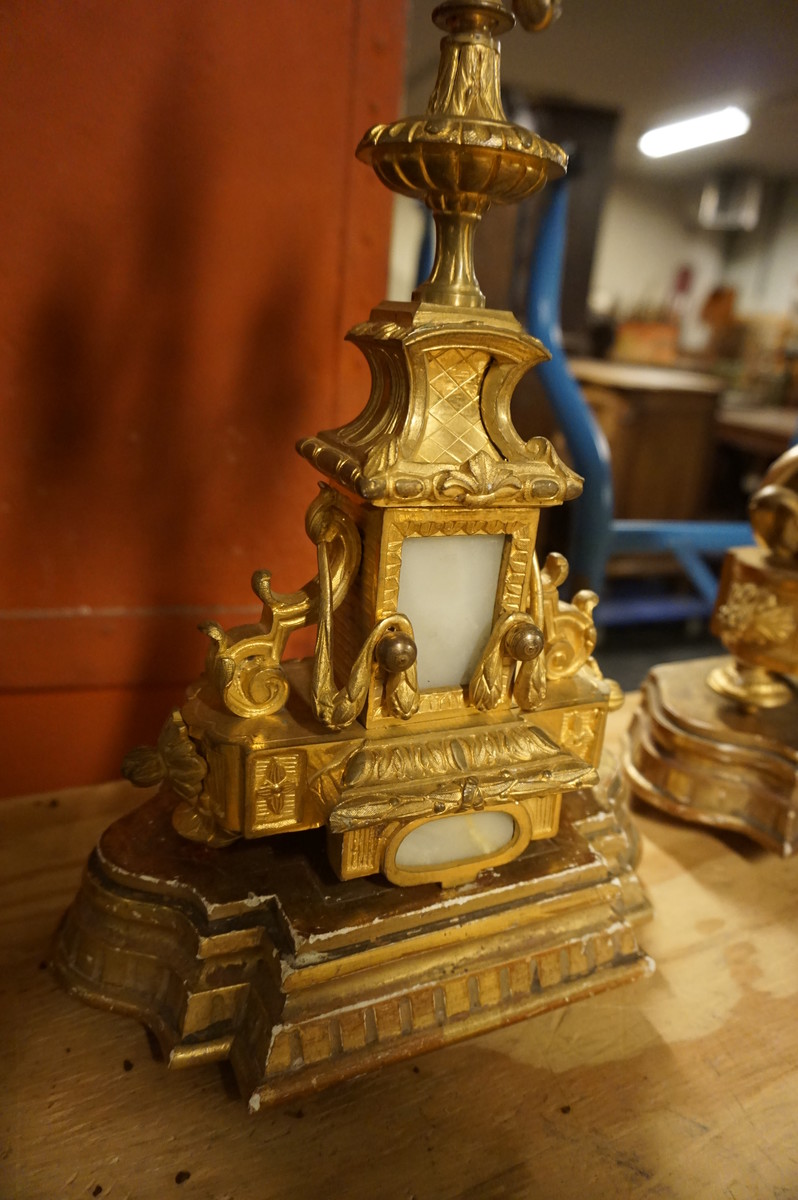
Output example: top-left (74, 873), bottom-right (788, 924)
top-left (570, 359), bottom-right (723, 521)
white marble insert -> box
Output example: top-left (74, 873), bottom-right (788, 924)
top-left (396, 533), bottom-right (504, 690)
top-left (394, 811), bottom-right (516, 869)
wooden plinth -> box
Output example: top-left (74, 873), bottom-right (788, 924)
top-left (53, 775), bottom-right (652, 1109)
top-left (626, 657), bottom-right (798, 856)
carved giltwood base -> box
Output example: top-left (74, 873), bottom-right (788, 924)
top-left (626, 658), bottom-right (798, 856)
top-left (53, 776), bottom-right (652, 1110)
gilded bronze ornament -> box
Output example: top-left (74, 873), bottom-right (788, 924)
top-left (356, 0), bottom-right (566, 308)
top-left (55, 0), bottom-right (653, 1105)
top-left (627, 445), bottom-right (798, 854)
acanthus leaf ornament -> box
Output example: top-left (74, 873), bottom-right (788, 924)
top-left (715, 581), bottom-right (796, 646)
top-left (469, 610), bottom-right (544, 711)
top-left (704, 447), bottom-right (798, 708)
top-left (122, 711), bottom-right (238, 848)
top-left (122, 710), bottom-right (206, 802)
top-left (434, 450), bottom-right (523, 505)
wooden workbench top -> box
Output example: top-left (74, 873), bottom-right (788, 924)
top-left (715, 405), bottom-right (798, 458)
top-left (568, 357), bottom-right (724, 395)
top-left (2, 698), bottom-right (797, 1199)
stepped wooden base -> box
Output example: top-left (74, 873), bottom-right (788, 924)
top-left (626, 657), bottom-right (798, 856)
top-left (53, 776), bottom-right (652, 1110)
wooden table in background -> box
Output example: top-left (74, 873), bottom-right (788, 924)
top-left (715, 405), bottom-right (797, 460)
top-left (3, 697), bottom-right (797, 1200)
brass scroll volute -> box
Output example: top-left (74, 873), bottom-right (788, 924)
top-left (201, 487), bottom-right (362, 719)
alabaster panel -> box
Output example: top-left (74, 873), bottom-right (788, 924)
top-left (397, 532), bottom-right (505, 689)
top-left (393, 809), bottom-right (516, 868)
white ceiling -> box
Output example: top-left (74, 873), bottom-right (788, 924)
top-left (404, 0), bottom-right (798, 181)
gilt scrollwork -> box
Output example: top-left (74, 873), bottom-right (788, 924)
top-left (311, 514), bottom-right (420, 728)
top-left (299, 321), bottom-right (580, 510)
top-left (538, 552), bottom-right (598, 679)
top-left (195, 482), bottom-right (422, 730)
top-left (201, 487), bottom-right (361, 719)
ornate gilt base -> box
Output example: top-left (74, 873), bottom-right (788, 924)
top-left (626, 657), bottom-right (798, 856)
top-left (53, 776), bottom-right (652, 1110)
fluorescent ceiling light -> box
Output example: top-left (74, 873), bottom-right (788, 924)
top-left (638, 106), bottom-right (750, 159)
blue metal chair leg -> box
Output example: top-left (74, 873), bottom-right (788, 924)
top-left (524, 177), bottom-right (753, 624)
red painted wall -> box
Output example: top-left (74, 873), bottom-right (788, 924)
top-left (0, 0), bottom-right (407, 795)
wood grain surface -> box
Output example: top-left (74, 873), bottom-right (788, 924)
top-left (2, 698), bottom-right (797, 1200)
